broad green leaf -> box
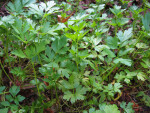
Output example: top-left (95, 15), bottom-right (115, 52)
top-left (63, 85), bottom-right (88, 103)
top-left (145, 1), bottom-right (150, 9)
top-left (118, 48), bottom-right (134, 56)
top-left (137, 92), bottom-right (150, 107)
top-left (41, 22), bottom-right (50, 33)
top-left (63, 91), bottom-right (75, 103)
top-left (0, 101), bottom-right (10, 106)
top-left (99, 104), bottom-right (120, 113)
top-left (0, 108), bottom-right (8, 113)
top-left (120, 102), bottom-right (134, 113)
top-left (92, 38), bottom-right (102, 46)
top-left (6, 95), bottom-right (13, 102)
top-left (9, 86), bottom-right (20, 97)
top-left (104, 104), bottom-right (120, 113)
top-left (84, 60), bottom-right (97, 71)
top-left (136, 43), bottom-right (148, 49)
top-left (0, 86), bottom-right (6, 94)
top-left (70, 12), bottom-right (89, 23)
top-left (116, 18), bottom-right (129, 26)
top-left (22, 0), bottom-right (36, 7)
top-left (44, 62), bottom-right (59, 68)
top-left (6, 0), bottom-right (23, 13)
top-left (11, 49), bottom-right (26, 58)
top-left (29, 1), bottom-right (59, 17)
top-left (29, 4), bottom-right (43, 16)
top-left (140, 58), bottom-right (150, 69)
top-left (137, 72), bottom-right (146, 81)
top-left (78, 50), bottom-right (89, 59)
top-left (69, 75), bottom-right (80, 88)
top-left (97, 4), bottom-right (105, 11)
top-left (114, 58), bottom-right (132, 66)
top-left (86, 8), bottom-right (95, 13)
top-left (142, 12), bottom-right (150, 31)
top-left (1, 15), bottom-right (14, 25)
top-left (106, 36), bottom-right (118, 49)
top-left (99, 92), bottom-right (106, 103)
top-left (117, 28), bottom-right (133, 42)
top-left (114, 83), bottom-right (122, 93)
top-left (25, 41), bottom-right (46, 58)
top-left (114, 71), bottom-right (126, 82)
top-left (102, 48), bottom-right (116, 58)
top-left (16, 95), bottom-right (25, 102)
top-left (58, 68), bottom-right (70, 78)
top-left (42, 46), bottom-right (55, 62)
top-left (52, 37), bottom-right (67, 53)
top-left (30, 79), bottom-right (40, 85)
top-left (59, 80), bottom-right (73, 89)
top-left (95, 45), bottom-right (110, 52)
top-left (110, 5), bottom-right (125, 16)
top-left (75, 85), bottom-right (88, 101)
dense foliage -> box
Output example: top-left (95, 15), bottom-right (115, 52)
top-left (0, 0), bottom-right (150, 112)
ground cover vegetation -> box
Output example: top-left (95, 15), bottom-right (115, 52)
top-left (0, 0), bottom-right (150, 112)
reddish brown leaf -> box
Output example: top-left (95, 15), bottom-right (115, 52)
top-left (57, 11), bottom-right (75, 23)
top-left (44, 76), bottom-right (49, 86)
top-left (44, 108), bottom-right (54, 113)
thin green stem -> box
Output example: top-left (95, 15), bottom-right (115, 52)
top-left (32, 62), bottom-right (41, 97)
top-left (0, 60), bottom-right (14, 84)
top-left (101, 64), bottom-right (118, 83)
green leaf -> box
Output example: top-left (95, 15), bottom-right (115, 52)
top-left (137, 72), bottom-right (146, 81)
top-left (0, 101), bottom-right (10, 106)
top-left (63, 85), bottom-right (88, 103)
top-left (99, 104), bottom-right (120, 113)
top-left (110, 5), bottom-right (125, 16)
top-left (17, 95), bottom-right (25, 102)
top-left (118, 48), bottom-right (134, 56)
top-left (30, 79), bottom-right (40, 85)
top-left (142, 12), bottom-right (150, 31)
top-left (52, 37), bottom-right (67, 53)
top-left (58, 68), bottom-right (70, 78)
top-left (95, 45), bottom-right (110, 52)
top-left (92, 37), bottom-right (102, 46)
top-left (84, 60), bottom-right (97, 71)
top-left (9, 86), bottom-right (20, 97)
top-left (6, 95), bottom-right (13, 102)
top-left (104, 104), bottom-right (120, 113)
top-left (114, 58), bottom-right (132, 66)
top-left (120, 101), bottom-right (134, 113)
top-left (117, 28), bottom-right (133, 43)
top-left (78, 50), bottom-right (89, 59)
top-left (137, 92), bottom-right (150, 107)
top-left (102, 48), bottom-right (116, 58)
top-left (63, 91), bottom-right (75, 103)
top-left (140, 58), bottom-right (150, 69)
top-left (60, 80), bottom-right (73, 89)
top-left (25, 41), bottom-right (46, 58)
top-left (106, 36), bottom-right (118, 49)
top-left (6, 0), bottom-right (23, 13)
top-left (114, 83), bottom-right (122, 93)
top-left (42, 46), bottom-right (55, 62)
top-left (136, 43), bottom-right (148, 49)
top-left (29, 1), bottom-right (59, 17)
top-left (114, 71), bottom-right (126, 83)
top-left (0, 86), bottom-right (6, 94)
top-left (99, 92), bottom-right (106, 103)
top-left (11, 49), bottom-right (26, 58)
top-left (0, 108), bottom-right (8, 113)
top-left (116, 18), bottom-right (129, 26)
top-left (22, 0), bottom-right (36, 7)
top-left (44, 62), bottom-right (59, 68)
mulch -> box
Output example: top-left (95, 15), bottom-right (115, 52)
top-left (0, 1), bottom-right (9, 17)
